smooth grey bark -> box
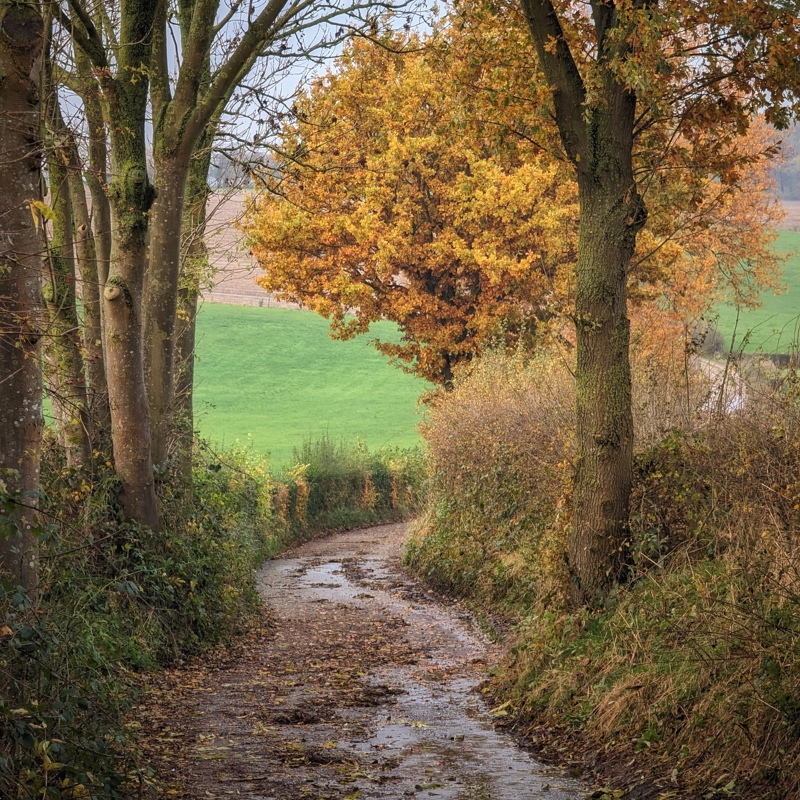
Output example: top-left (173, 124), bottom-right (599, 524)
top-left (144, 152), bottom-right (191, 466)
top-left (74, 44), bottom-right (111, 287)
top-left (67, 146), bottom-right (109, 431)
top-left (0, 0), bottom-right (44, 596)
top-left (42, 160), bottom-right (91, 467)
top-left (173, 126), bottom-right (217, 484)
top-left (68, 38), bottom-right (111, 435)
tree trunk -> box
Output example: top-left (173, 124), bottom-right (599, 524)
top-left (67, 150), bottom-right (109, 430)
top-left (173, 131), bottom-right (216, 484)
top-left (72, 44), bottom-right (112, 437)
top-left (42, 98), bottom-right (92, 468)
top-left (144, 152), bottom-right (190, 467)
top-left (105, 172), bottom-right (159, 528)
top-left (519, 0), bottom-right (647, 606)
top-left (568, 88), bottom-right (645, 604)
top-left (77, 46), bottom-right (112, 287)
top-left (570, 181), bottom-right (640, 604)
top-left (101, 0), bottom-right (161, 529)
top-left (174, 286), bottom-right (198, 482)
top-left (0, 0), bottom-right (44, 596)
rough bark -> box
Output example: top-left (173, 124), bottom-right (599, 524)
top-left (100, 0), bottom-right (160, 529)
top-left (144, 150), bottom-right (191, 467)
top-left (520, 0), bottom-right (645, 605)
top-left (571, 164), bottom-right (640, 605)
top-left (0, 0), bottom-right (44, 596)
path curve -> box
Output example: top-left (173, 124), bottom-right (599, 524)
top-left (137, 523), bottom-right (586, 799)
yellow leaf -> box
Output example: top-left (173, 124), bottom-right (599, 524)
top-left (29, 199), bottom-right (55, 229)
top-left (490, 700), bottom-right (513, 718)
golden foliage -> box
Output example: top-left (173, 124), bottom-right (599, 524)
top-left (242, 9), bottom-right (784, 384)
top-left (243, 28), bottom-right (578, 384)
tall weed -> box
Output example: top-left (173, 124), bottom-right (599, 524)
top-left (407, 343), bottom-right (800, 797)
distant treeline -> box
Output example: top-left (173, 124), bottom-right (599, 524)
top-left (776, 126), bottom-right (800, 199)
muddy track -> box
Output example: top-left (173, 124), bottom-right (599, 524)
top-left (135, 523), bottom-right (585, 799)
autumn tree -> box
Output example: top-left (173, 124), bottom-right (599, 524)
top-left (508, 0), bottom-right (800, 603)
top-left (244, 21), bottom-right (783, 389)
top-left (635, 117), bottom-right (784, 322)
top-left (245, 33), bottom-right (580, 385)
top-left (0, 0), bottom-right (45, 595)
top-left (245, 7), bottom-right (787, 603)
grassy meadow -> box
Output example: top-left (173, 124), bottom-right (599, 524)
top-left (191, 229), bottom-right (800, 468)
top-left (713, 230), bottom-right (800, 352)
top-left (193, 303), bottom-right (429, 467)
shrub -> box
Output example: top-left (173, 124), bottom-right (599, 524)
top-left (406, 348), bottom-right (575, 613)
top-left (406, 343), bottom-right (800, 797)
top-left (0, 441), bottom-right (274, 800)
top-left (276, 434), bottom-right (424, 533)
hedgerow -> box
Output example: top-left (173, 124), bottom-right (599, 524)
top-left (406, 345), bottom-right (800, 798)
top-left (0, 436), bottom-right (422, 799)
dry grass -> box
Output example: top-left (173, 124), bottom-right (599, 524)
top-left (406, 342), bottom-right (800, 798)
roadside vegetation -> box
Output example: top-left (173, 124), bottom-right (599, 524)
top-left (0, 436), bottom-right (422, 799)
top-left (406, 343), bottom-right (800, 798)
top-left (4, 0), bottom-right (800, 798)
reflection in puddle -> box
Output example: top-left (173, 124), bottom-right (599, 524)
top-left (257, 555), bottom-right (584, 799)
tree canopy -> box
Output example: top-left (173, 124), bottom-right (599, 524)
top-left (244, 12), bottom-right (783, 386)
top-left (244, 32), bottom-right (578, 385)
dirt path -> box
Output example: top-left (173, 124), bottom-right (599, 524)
top-left (136, 523), bottom-right (586, 799)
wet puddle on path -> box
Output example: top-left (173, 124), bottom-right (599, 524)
top-left (253, 524), bottom-right (586, 800)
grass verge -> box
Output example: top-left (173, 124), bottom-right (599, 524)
top-left (713, 230), bottom-right (800, 353)
top-left (405, 348), bottom-right (800, 799)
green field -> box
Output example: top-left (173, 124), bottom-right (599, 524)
top-left (194, 304), bottom-right (429, 467)
top-left (714, 230), bottom-right (800, 353)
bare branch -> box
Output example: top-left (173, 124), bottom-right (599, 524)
top-left (519, 0), bottom-right (587, 164)
top-left (54, 0), bottom-right (108, 68)
top-left (213, 0), bottom-right (245, 36)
